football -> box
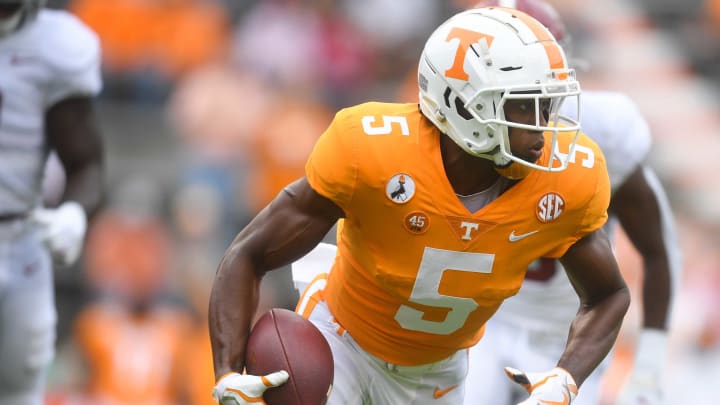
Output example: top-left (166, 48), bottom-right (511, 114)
top-left (245, 308), bottom-right (334, 405)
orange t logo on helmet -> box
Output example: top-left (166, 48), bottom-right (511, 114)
top-left (444, 27), bottom-right (495, 80)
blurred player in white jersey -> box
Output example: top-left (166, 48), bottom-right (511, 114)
top-left (461, 1), bottom-right (681, 404)
top-left (0, 1), bottom-right (104, 403)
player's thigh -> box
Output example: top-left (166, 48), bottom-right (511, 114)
top-left (307, 302), bottom-right (367, 405)
top-left (0, 232), bottom-right (55, 397)
top-left (370, 350), bottom-right (468, 405)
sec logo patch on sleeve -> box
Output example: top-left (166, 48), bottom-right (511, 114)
top-left (536, 192), bottom-right (565, 223)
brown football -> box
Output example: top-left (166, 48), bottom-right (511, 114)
top-left (245, 308), bottom-right (333, 405)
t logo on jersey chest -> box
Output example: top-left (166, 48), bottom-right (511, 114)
top-left (459, 221), bottom-right (478, 241)
top-left (447, 217), bottom-right (497, 242)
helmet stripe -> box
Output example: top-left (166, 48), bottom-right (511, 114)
top-left (497, 7), bottom-right (566, 70)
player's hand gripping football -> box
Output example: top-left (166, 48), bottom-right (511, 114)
top-left (505, 366), bottom-right (578, 405)
top-left (212, 370), bottom-right (289, 405)
top-left (31, 201), bottom-right (87, 267)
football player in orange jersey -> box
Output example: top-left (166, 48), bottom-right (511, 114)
top-left (209, 7), bottom-right (630, 405)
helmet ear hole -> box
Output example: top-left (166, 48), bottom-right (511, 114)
top-left (454, 98), bottom-right (473, 120)
top-left (443, 86), bottom-right (473, 120)
top-left (443, 87), bottom-right (452, 108)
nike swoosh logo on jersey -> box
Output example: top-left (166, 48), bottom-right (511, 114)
top-left (433, 384), bottom-right (458, 399)
top-left (509, 230), bottom-right (539, 242)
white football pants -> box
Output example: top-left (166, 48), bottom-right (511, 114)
top-left (0, 219), bottom-right (56, 405)
top-left (301, 299), bottom-right (468, 405)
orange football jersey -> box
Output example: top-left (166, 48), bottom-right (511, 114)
top-left (74, 302), bottom-right (191, 404)
top-left (305, 102), bottom-right (610, 365)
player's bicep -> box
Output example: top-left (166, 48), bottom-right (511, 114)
top-left (559, 229), bottom-right (627, 306)
top-left (610, 166), bottom-right (669, 257)
top-left (45, 96), bottom-right (102, 169)
top-left (239, 177), bottom-right (344, 274)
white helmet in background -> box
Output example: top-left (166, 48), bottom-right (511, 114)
top-left (418, 7), bottom-right (581, 175)
top-left (0, 0), bottom-right (45, 37)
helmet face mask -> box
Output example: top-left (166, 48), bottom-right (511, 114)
top-left (0, 0), bottom-right (45, 37)
top-left (418, 7), bottom-right (580, 176)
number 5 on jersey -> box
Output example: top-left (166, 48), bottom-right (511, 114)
top-left (394, 247), bottom-right (493, 335)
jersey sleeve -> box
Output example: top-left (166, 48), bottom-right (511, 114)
top-left (44, 12), bottom-right (102, 107)
top-left (575, 163), bottom-right (611, 237)
top-left (304, 108), bottom-right (358, 210)
top-left (545, 138), bottom-right (611, 257)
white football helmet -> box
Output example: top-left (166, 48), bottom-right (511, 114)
top-left (418, 7), bottom-right (580, 176)
top-left (0, 0), bottom-right (45, 37)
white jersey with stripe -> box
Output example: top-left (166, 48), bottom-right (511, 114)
top-left (0, 10), bottom-right (102, 214)
top-left (492, 90), bottom-right (651, 330)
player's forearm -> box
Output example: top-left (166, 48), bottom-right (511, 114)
top-left (63, 162), bottom-right (104, 217)
top-left (209, 245), bottom-right (262, 379)
top-left (557, 285), bottom-right (630, 385)
top-left (615, 166), bottom-right (678, 330)
top-left (641, 255), bottom-right (672, 330)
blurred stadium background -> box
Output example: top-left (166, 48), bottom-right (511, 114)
top-left (39, 0), bottom-right (720, 404)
